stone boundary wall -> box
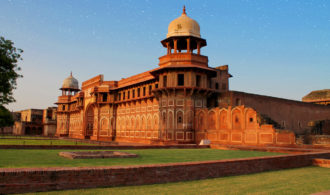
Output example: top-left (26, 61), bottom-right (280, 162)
top-left (210, 144), bottom-right (326, 154)
top-left (313, 158), bottom-right (330, 168)
top-left (306, 135), bottom-right (330, 145)
top-left (1, 152), bottom-right (329, 194)
top-left (0, 144), bottom-right (208, 150)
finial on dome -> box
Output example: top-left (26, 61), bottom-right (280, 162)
top-left (70, 71), bottom-right (72, 76)
top-left (182, 5), bottom-right (186, 15)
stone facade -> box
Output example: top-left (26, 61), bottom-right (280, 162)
top-left (42, 107), bottom-right (57, 136)
top-left (13, 109), bottom-right (43, 135)
top-left (55, 8), bottom-right (330, 144)
top-left (12, 107), bottom-right (57, 136)
top-left (56, 9), bottom-right (230, 144)
top-left (221, 91), bottom-right (330, 135)
top-left (194, 105), bottom-right (295, 145)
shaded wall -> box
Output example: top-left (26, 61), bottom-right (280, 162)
top-left (223, 91), bottom-right (330, 135)
top-left (194, 106), bottom-right (295, 146)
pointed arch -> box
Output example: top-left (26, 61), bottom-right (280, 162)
top-left (85, 103), bottom-right (95, 136)
top-left (131, 116), bottom-right (135, 130)
top-left (208, 110), bottom-right (216, 130)
top-left (219, 109), bottom-right (228, 130)
top-left (136, 115), bottom-right (141, 130)
top-left (147, 114), bottom-right (152, 130)
top-left (153, 113), bottom-right (159, 130)
top-left (141, 115), bottom-right (146, 130)
top-left (232, 107), bottom-right (242, 130)
top-left (176, 110), bottom-right (184, 129)
top-left (197, 110), bottom-right (206, 130)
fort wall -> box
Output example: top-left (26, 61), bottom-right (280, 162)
top-left (195, 105), bottom-right (295, 146)
top-left (225, 91), bottom-right (330, 135)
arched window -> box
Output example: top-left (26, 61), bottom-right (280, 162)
top-left (177, 111), bottom-right (183, 129)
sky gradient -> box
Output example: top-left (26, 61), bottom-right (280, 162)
top-left (1, 0), bottom-right (329, 111)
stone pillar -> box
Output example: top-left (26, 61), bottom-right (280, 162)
top-left (187, 38), bottom-right (190, 53)
top-left (97, 104), bottom-right (100, 140)
top-left (197, 41), bottom-right (201, 55)
top-left (174, 39), bottom-right (178, 54)
top-left (166, 42), bottom-right (170, 54)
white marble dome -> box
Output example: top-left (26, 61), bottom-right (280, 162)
top-left (62, 72), bottom-right (79, 90)
top-left (167, 6), bottom-right (201, 38)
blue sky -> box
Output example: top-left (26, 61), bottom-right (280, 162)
top-left (1, 0), bottom-right (329, 111)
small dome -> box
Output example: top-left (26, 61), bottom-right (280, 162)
top-left (61, 72), bottom-right (79, 90)
top-left (167, 6), bottom-right (201, 38)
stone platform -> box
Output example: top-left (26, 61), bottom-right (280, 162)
top-left (58, 151), bottom-right (138, 159)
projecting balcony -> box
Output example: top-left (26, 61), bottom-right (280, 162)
top-left (158, 53), bottom-right (208, 67)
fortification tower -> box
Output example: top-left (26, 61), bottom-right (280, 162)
top-left (152, 7), bottom-right (218, 143)
top-left (56, 72), bottom-right (80, 136)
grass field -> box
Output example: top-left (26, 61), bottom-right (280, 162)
top-left (28, 166), bottom-right (330, 195)
top-left (0, 139), bottom-right (94, 145)
top-left (0, 149), bottom-right (285, 168)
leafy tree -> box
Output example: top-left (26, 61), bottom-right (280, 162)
top-left (0, 36), bottom-right (23, 105)
top-left (0, 105), bottom-right (14, 134)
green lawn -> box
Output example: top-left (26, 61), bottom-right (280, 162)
top-left (0, 139), bottom-right (94, 145)
top-left (28, 167), bottom-right (330, 195)
top-left (0, 149), bottom-right (285, 168)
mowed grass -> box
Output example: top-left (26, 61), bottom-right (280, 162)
top-left (0, 149), bottom-right (285, 168)
top-left (29, 167), bottom-right (330, 195)
top-left (0, 139), bottom-right (94, 145)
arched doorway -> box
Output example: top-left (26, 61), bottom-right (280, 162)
top-left (85, 105), bottom-right (94, 137)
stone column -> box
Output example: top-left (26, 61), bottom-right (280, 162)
top-left (174, 39), bottom-right (178, 54)
top-left (197, 41), bottom-right (201, 55)
top-left (166, 42), bottom-right (170, 54)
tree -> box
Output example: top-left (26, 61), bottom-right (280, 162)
top-left (0, 105), bottom-right (14, 134)
top-left (0, 36), bottom-right (23, 105)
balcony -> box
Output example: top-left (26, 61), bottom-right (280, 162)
top-left (57, 96), bottom-right (71, 103)
top-left (158, 53), bottom-right (208, 67)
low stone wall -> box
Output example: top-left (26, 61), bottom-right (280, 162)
top-left (0, 144), bottom-right (208, 150)
top-left (306, 135), bottom-right (330, 145)
top-left (1, 152), bottom-right (329, 194)
top-left (313, 158), bottom-right (330, 168)
top-left (210, 144), bottom-right (325, 154)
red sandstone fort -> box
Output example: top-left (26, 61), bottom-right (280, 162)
top-left (55, 7), bottom-right (330, 145)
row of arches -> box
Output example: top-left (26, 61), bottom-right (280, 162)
top-left (161, 110), bottom-right (194, 130)
top-left (116, 114), bottom-right (159, 131)
top-left (196, 106), bottom-right (258, 131)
